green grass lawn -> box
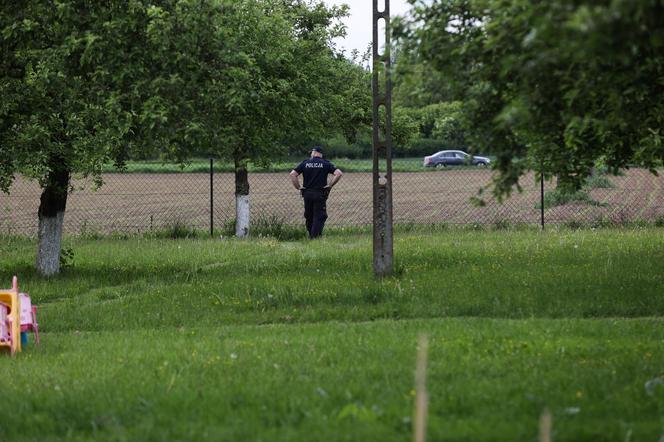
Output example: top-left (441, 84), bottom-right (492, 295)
top-left (102, 157), bottom-right (431, 174)
top-left (1, 228), bottom-right (663, 441)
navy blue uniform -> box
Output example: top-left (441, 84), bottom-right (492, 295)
top-left (294, 158), bottom-right (337, 238)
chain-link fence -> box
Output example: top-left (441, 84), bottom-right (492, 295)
top-left (2, 164), bottom-right (663, 236)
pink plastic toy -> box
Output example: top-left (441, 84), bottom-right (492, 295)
top-left (0, 276), bottom-right (20, 354)
top-left (19, 292), bottom-right (40, 345)
top-left (0, 276), bottom-right (40, 355)
top-left (0, 301), bottom-right (12, 352)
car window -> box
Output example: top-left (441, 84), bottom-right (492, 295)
top-left (456, 153), bottom-right (466, 159)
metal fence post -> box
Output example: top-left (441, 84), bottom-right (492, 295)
top-left (372, 0), bottom-right (394, 277)
top-left (210, 158), bottom-right (214, 237)
top-left (540, 167), bottom-right (545, 229)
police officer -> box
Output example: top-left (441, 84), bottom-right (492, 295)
top-left (289, 146), bottom-right (343, 238)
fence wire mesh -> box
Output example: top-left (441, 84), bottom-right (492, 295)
top-left (2, 164), bottom-right (663, 236)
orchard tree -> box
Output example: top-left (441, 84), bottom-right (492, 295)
top-left (144, 0), bottom-right (356, 237)
top-left (404, 0), bottom-right (664, 198)
top-left (0, 1), bottom-right (153, 275)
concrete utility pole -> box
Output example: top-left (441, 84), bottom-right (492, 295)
top-left (372, 0), bottom-right (394, 277)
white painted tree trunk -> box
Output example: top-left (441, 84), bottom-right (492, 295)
top-left (36, 211), bottom-right (65, 276)
top-left (235, 194), bottom-right (250, 238)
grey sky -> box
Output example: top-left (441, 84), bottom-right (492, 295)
top-left (324, 0), bottom-right (412, 56)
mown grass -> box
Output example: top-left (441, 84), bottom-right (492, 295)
top-left (5, 228), bottom-right (662, 329)
top-left (0, 228), bottom-right (663, 441)
top-left (102, 157), bottom-right (461, 174)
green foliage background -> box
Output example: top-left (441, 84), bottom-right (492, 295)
top-left (394, 0), bottom-right (664, 197)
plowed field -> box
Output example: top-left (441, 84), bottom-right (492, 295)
top-left (2, 169), bottom-right (663, 235)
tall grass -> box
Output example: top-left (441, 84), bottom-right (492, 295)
top-left (1, 319), bottom-right (663, 441)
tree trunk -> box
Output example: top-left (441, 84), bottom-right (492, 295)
top-left (36, 164), bottom-right (70, 276)
top-left (234, 158), bottom-right (250, 238)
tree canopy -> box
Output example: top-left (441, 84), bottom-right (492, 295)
top-left (1, 1), bottom-right (157, 274)
top-left (140, 0), bottom-right (353, 163)
top-left (0, 1), bottom-right (151, 192)
top-left (138, 0), bottom-right (362, 236)
top-left (399, 0), bottom-right (664, 198)
top-left (0, 0), bottom-right (366, 272)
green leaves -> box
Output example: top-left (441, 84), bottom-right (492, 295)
top-left (403, 0), bottom-right (664, 199)
top-left (1, 0), bottom-right (368, 184)
top-left (1, 1), bottom-right (153, 189)
top-left (134, 0), bottom-right (356, 163)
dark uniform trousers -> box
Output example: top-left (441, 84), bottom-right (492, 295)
top-left (302, 188), bottom-right (329, 238)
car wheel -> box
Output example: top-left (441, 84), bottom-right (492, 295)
top-left (435, 163), bottom-right (446, 169)
top-left (476, 162), bottom-right (487, 167)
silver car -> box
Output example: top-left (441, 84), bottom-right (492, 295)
top-left (423, 150), bottom-right (491, 168)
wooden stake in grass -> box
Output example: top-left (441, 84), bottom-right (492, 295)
top-left (539, 408), bottom-right (552, 442)
top-left (413, 334), bottom-right (429, 442)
